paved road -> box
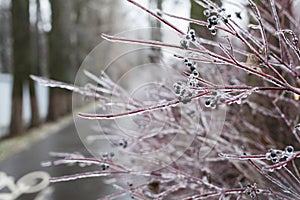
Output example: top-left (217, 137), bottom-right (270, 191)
top-left (0, 120), bottom-right (114, 200)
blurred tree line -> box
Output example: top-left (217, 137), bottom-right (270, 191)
top-left (0, 0), bottom-right (199, 138)
top-left (0, 0), bottom-right (119, 138)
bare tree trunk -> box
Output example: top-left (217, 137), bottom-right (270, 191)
top-left (149, 0), bottom-right (163, 63)
top-left (47, 0), bottom-right (73, 121)
top-left (29, 80), bottom-right (40, 127)
top-left (28, 0), bottom-right (42, 127)
top-left (10, 0), bottom-right (31, 136)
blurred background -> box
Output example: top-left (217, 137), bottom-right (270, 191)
top-left (0, 0), bottom-right (197, 199)
top-left (0, 0), bottom-right (199, 138)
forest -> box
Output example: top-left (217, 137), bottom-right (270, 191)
top-left (0, 0), bottom-right (154, 138)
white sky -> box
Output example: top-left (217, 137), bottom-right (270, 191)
top-left (29, 0), bottom-right (51, 32)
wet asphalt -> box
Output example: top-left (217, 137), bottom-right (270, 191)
top-left (0, 120), bottom-right (114, 200)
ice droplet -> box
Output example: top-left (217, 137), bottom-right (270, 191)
top-left (41, 161), bottom-right (52, 167)
top-left (268, 168), bottom-right (274, 172)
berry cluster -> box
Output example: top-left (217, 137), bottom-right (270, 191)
top-left (101, 163), bottom-right (110, 171)
top-left (244, 183), bottom-right (260, 199)
top-left (180, 29), bottom-right (196, 49)
top-left (99, 152), bottom-right (115, 170)
top-left (173, 57), bottom-right (202, 104)
top-left (203, 6), bottom-right (231, 35)
top-left (265, 146), bottom-right (294, 163)
top-left (186, 29), bottom-right (196, 42)
top-left (173, 81), bottom-right (193, 104)
top-left (187, 69), bottom-right (199, 87)
top-left (183, 57), bottom-right (197, 72)
top-left (101, 152), bottom-right (114, 161)
top-left (184, 57), bottom-right (199, 88)
top-left (118, 139), bottom-right (128, 148)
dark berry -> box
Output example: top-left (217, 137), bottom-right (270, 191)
top-left (211, 20), bottom-right (218, 25)
top-left (191, 35), bottom-right (196, 41)
top-left (189, 30), bottom-right (195, 35)
top-left (211, 16), bottom-right (217, 21)
top-left (286, 146), bottom-right (294, 153)
top-left (235, 12), bottom-right (242, 19)
top-left (270, 151), bottom-right (276, 158)
top-left (190, 66), bottom-right (196, 72)
top-left (192, 70), bottom-right (199, 76)
top-left (205, 99), bottom-right (211, 106)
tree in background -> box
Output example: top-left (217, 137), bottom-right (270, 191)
top-left (47, 0), bottom-right (74, 121)
top-left (28, 0), bottom-right (44, 128)
top-left (9, 0), bottom-right (40, 137)
top-left (9, 0), bottom-right (31, 136)
top-left (149, 0), bottom-right (163, 63)
top-left (3, 0), bottom-right (116, 138)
